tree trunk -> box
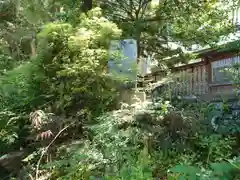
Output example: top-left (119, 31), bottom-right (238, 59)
top-left (81, 0), bottom-right (92, 13)
top-left (30, 38), bottom-right (36, 57)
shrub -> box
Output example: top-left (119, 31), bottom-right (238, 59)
top-left (0, 61), bottom-right (44, 112)
top-left (36, 8), bottom-right (122, 116)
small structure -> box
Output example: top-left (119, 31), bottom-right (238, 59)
top-left (108, 39), bottom-right (137, 81)
top-left (171, 40), bottom-right (240, 100)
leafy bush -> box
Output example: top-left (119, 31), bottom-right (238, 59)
top-left (35, 97), bottom-right (164, 178)
top-left (7, 90), bottom-right (239, 179)
top-left (36, 97), bottom-right (203, 179)
top-left (36, 8), bottom-right (122, 116)
top-left (0, 111), bottom-right (27, 153)
top-left (0, 61), bottom-right (44, 112)
top-left (0, 60), bottom-right (44, 154)
top-left (168, 157), bottom-right (240, 179)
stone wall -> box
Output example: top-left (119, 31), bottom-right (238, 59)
top-left (117, 89), bottom-right (146, 109)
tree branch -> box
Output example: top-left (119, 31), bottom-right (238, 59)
top-left (139, 0), bottom-right (152, 19)
top-left (120, 15), bottom-right (170, 23)
top-left (35, 121), bottom-right (76, 180)
top-left (135, 0), bottom-right (143, 19)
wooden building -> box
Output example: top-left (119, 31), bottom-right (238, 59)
top-left (171, 40), bottom-right (240, 100)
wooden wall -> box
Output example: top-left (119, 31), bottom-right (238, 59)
top-left (208, 53), bottom-right (240, 98)
top-left (166, 49), bottom-right (240, 100)
top-left (173, 53), bottom-right (239, 99)
top-left (210, 85), bottom-right (235, 96)
top-left (173, 63), bottom-right (209, 96)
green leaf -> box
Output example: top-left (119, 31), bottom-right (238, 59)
top-left (169, 165), bottom-right (201, 174)
top-left (210, 162), bottom-right (235, 174)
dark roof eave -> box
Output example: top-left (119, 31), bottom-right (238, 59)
top-left (196, 40), bottom-right (240, 57)
top-left (173, 60), bottom-right (205, 69)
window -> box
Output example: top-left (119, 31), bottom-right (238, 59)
top-left (211, 56), bottom-right (240, 84)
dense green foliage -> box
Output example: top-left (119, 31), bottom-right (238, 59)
top-left (36, 9), bottom-right (122, 116)
top-left (100, 0), bottom-right (235, 66)
top-left (1, 0), bottom-right (240, 179)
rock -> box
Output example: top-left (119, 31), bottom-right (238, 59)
top-left (135, 111), bottom-right (154, 125)
top-left (0, 150), bottom-right (27, 171)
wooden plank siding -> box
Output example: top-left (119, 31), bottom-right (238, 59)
top-left (172, 61), bottom-right (209, 97)
top-left (172, 52), bottom-right (240, 99)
